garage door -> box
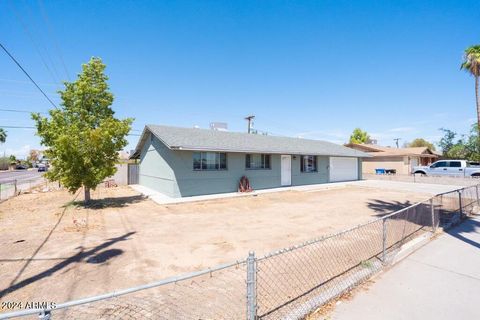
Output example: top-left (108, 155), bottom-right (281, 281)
top-left (330, 157), bottom-right (358, 182)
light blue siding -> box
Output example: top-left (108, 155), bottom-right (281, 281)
top-left (291, 155), bottom-right (329, 185)
top-left (139, 136), bottom-right (359, 197)
top-left (139, 133), bottom-right (177, 196)
top-left (358, 158), bottom-right (363, 180)
top-left (171, 152), bottom-right (282, 197)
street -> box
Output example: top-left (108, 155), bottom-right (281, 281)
top-left (0, 170), bottom-right (44, 184)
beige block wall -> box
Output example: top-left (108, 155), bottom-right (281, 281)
top-left (362, 161), bottom-right (407, 175)
top-left (110, 163), bottom-right (128, 185)
top-left (362, 156), bottom-right (419, 175)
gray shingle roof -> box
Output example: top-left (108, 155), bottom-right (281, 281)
top-left (131, 124), bottom-right (371, 158)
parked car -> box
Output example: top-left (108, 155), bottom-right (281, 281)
top-left (15, 164), bottom-right (28, 170)
top-left (412, 160), bottom-right (480, 177)
top-left (38, 164), bottom-right (47, 172)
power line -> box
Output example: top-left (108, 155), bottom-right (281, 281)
top-left (37, 0), bottom-right (71, 80)
top-left (0, 108), bottom-right (142, 132)
top-left (0, 42), bottom-right (58, 108)
top-left (8, 0), bottom-right (60, 84)
top-left (0, 125), bottom-right (141, 137)
top-left (0, 125), bottom-right (35, 129)
top-left (0, 78), bottom-right (60, 87)
top-left (0, 108), bottom-right (48, 114)
top-left (23, 1), bottom-right (62, 82)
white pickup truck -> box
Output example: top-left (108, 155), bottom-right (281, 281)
top-left (412, 160), bottom-right (480, 177)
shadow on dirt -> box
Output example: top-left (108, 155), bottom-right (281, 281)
top-left (74, 195), bottom-right (147, 209)
top-left (86, 249), bottom-right (124, 264)
top-left (367, 199), bottom-right (414, 217)
top-left (0, 232), bottom-right (135, 298)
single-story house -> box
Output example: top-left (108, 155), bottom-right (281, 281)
top-left (344, 143), bottom-right (439, 175)
top-left (130, 125), bottom-right (370, 198)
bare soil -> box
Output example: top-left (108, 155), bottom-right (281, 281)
top-left (0, 185), bottom-right (428, 308)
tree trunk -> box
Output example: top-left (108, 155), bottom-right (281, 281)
top-left (476, 76), bottom-right (480, 133)
top-left (84, 187), bottom-right (91, 203)
top-left (475, 76), bottom-right (480, 152)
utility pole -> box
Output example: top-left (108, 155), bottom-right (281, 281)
top-left (394, 138), bottom-right (401, 148)
top-left (245, 115), bottom-right (255, 134)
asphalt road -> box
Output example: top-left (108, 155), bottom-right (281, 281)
top-left (0, 170), bottom-right (44, 184)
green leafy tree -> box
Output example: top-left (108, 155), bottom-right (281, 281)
top-left (461, 45), bottom-right (480, 128)
top-left (463, 125), bottom-right (480, 161)
top-left (349, 128), bottom-right (371, 144)
top-left (0, 128), bottom-right (7, 143)
top-left (32, 57), bottom-right (133, 202)
top-left (447, 144), bottom-right (468, 159)
top-left (438, 126), bottom-right (480, 161)
top-left (438, 128), bottom-right (456, 156)
top-left (407, 138), bottom-right (436, 151)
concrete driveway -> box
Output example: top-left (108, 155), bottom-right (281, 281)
top-left (331, 215), bottom-right (480, 320)
top-left (350, 179), bottom-right (464, 195)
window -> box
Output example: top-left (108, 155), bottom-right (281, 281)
top-left (193, 152), bottom-right (227, 170)
top-left (448, 161), bottom-right (461, 168)
top-left (431, 161), bottom-right (447, 168)
top-left (301, 155), bottom-right (317, 172)
top-left (246, 154), bottom-right (271, 169)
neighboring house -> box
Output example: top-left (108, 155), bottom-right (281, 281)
top-left (344, 143), bottom-right (439, 175)
top-left (130, 125), bottom-right (370, 198)
top-left (118, 150), bottom-right (131, 161)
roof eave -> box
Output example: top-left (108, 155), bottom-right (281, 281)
top-left (168, 145), bottom-right (370, 157)
top-left (131, 125), bottom-right (372, 158)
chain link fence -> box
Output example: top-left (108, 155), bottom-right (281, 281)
top-left (364, 172), bottom-right (480, 187)
top-left (1, 185), bottom-right (478, 320)
top-left (1, 260), bottom-right (248, 320)
top-left (0, 177), bottom-right (54, 202)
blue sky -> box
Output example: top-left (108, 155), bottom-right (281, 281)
top-left (1, 0), bottom-right (479, 158)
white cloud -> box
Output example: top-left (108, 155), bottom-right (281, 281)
top-left (424, 134), bottom-right (443, 142)
top-left (370, 131), bottom-right (396, 140)
top-left (4, 145), bottom-right (31, 158)
top-left (388, 127), bottom-right (416, 133)
top-left (295, 129), bottom-right (348, 141)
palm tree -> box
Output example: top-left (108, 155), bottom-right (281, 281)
top-left (0, 128), bottom-right (6, 143)
top-left (461, 45), bottom-right (480, 129)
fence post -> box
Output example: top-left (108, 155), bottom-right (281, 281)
top-left (430, 198), bottom-right (436, 232)
top-left (476, 185), bottom-right (479, 205)
top-left (382, 218), bottom-right (387, 263)
top-left (246, 251), bottom-right (257, 320)
top-left (38, 310), bottom-right (51, 319)
top-left (14, 179), bottom-right (17, 195)
top-left (458, 190), bottom-right (463, 218)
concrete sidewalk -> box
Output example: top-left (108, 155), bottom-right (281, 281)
top-left (354, 179), bottom-right (464, 195)
top-left (130, 182), bottom-right (349, 204)
top-left (130, 180), bottom-right (462, 205)
top-left (331, 216), bottom-right (480, 320)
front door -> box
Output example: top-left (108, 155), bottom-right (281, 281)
top-left (281, 155), bottom-right (292, 186)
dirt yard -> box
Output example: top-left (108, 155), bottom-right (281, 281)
top-left (0, 185), bottom-right (429, 308)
